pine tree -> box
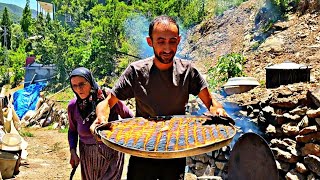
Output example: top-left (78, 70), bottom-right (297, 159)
top-left (45, 13), bottom-right (52, 31)
top-left (35, 12), bottom-right (45, 37)
top-left (20, 0), bottom-right (32, 36)
top-left (0, 7), bottom-right (12, 49)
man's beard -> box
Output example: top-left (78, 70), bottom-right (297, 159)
top-left (154, 50), bottom-right (174, 64)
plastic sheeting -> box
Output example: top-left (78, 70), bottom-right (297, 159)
top-left (13, 82), bottom-right (47, 119)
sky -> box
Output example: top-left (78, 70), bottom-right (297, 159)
top-left (0, 0), bottom-right (37, 10)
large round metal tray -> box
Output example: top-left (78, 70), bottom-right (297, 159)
top-left (96, 115), bottom-right (236, 159)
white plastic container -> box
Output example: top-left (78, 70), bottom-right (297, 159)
top-left (0, 151), bottom-right (18, 179)
top-left (1, 133), bottom-right (22, 151)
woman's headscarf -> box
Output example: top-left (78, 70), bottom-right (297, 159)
top-left (69, 67), bottom-right (106, 123)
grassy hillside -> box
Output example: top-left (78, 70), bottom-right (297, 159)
top-left (0, 2), bottom-right (37, 23)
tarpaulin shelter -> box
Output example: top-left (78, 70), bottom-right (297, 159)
top-left (13, 82), bottom-right (47, 119)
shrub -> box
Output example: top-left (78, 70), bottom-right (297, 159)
top-left (207, 53), bottom-right (246, 90)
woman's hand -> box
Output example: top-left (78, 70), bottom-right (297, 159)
top-left (70, 149), bottom-right (79, 168)
top-left (90, 116), bottom-right (108, 134)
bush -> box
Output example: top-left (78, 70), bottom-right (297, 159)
top-left (207, 53), bottom-right (246, 90)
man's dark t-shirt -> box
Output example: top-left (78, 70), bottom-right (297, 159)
top-left (112, 57), bottom-right (207, 118)
top-left (111, 57), bottom-right (208, 180)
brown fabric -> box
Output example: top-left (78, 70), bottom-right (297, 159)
top-left (79, 142), bottom-right (124, 180)
top-left (112, 57), bottom-right (207, 118)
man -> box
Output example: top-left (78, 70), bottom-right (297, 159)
top-left (91, 15), bottom-right (228, 180)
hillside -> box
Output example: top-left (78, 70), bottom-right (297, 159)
top-left (181, 0), bottom-right (320, 86)
top-left (0, 2), bottom-right (37, 22)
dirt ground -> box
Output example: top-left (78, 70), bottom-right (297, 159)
top-left (11, 127), bottom-right (129, 180)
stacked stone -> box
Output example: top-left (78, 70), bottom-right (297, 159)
top-left (186, 147), bottom-right (230, 180)
top-left (226, 82), bottom-right (320, 179)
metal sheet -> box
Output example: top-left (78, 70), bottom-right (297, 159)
top-left (96, 115), bottom-right (236, 159)
top-left (228, 132), bottom-right (278, 180)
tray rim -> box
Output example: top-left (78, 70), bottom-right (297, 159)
top-left (98, 115), bottom-right (236, 159)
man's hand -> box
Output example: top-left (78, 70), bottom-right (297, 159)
top-left (209, 106), bottom-right (229, 117)
top-left (91, 93), bottom-right (119, 135)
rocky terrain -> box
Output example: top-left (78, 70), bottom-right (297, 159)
top-left (181, 0), bottom-right (320, 84)
top-left (181, 0), bottom-right (320, 179)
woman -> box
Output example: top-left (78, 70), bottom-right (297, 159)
top-left (67, 67), bottom-right (133, 180)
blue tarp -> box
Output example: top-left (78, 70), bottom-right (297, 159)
top-left (13, 82), bottom-right (47, 119)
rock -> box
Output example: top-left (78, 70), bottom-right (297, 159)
top-left (266, 124), bottom-right (276, 134)
top-left (215, 161), bottom-right (226, 170)
top-left (194, 162), bottom-right (207, 177)
top-left (276, 160), bottom-right (291, 172)
top-left (270, 114), bottom-right (287, 125)
top-left (186, 157), bottom-right (195, 167)
top-left (259, 36), bottom-right (285, 53)
top-left (270, 98), bottom-right (298, 109)
top-left (193, 154), bottom-right (210, 164)
top-left (285, 169), bottom-right (306, 180)
top-left (304, 155), bottom-right (320, 176)
top-left (53, 122), bottom-right (59, 129)
top-left (298, 116), bottom-right (309, 128)
top-left (296, 162), bottom-right (308, 174)
top-left (301, 143), bottom-right (320, 156)
top-left (306, 108), bottom-right (320, 118)
top-left (290, 106), bottom-right (308, 116)
top-left (307, 87), bottom-right (320, 108)
top-left (270, 138), bottom-right (299, 156)
top-left (307, 173), bottom-right (317, 180)
top-left (271, 147), bottom-right (299, 163)
top-left (253, 109), bottom-right (260, 117)
top-left (185, 173), bottom-right (197, 180)
top-left (299, 126), bottom-right (319, 135)
top-left (316, 118), bottom-right (320, 126)
top-left (197, 175), bottom-right (222, 180)
top-left (282, 122), bottom-right (300, 137)
top-left (239, 110), bottom-right (248, 116)
top-left (296, 132), bottom-right (320, 143)
top-left (203, 165), bottom-right (215, 176)
top-left (283, 113), bottom-right (302, 121)
top-left (262, 106), bottom-right (274, 114)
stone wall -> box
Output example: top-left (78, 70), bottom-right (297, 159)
top-left (186, 82), bottom-right (320, 179)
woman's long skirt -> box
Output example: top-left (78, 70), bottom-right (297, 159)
top-left (79, 142), bottom-right (124, 180)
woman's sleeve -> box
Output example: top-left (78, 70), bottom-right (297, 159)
top-left (68, 102), bottom-right (78, 150)
top-left (115, 100), bottom-right (134, 119)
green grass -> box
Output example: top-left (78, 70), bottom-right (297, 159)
top-left (47, 124), bottom-right (54, 130)
top-left (58, 127), bottom-right (68, 133)
top-left (48, 87), bottom-right (75, 109)
top-left (20, 131), bottom-right (34, 137)
top-left (214, 0), bottom-right (246, 15)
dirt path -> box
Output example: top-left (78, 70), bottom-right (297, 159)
top-left (12, 127), bottom-right (129, 180)
top-left (13, 128), bottom-right (81, 180)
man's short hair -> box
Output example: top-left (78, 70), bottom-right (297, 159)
top-left (149, 15), bottom-right (179, 38)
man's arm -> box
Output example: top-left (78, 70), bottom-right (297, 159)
top-left (90, 93), bottom-right (119, 133)
top-left (198, 87), bottom-right (228, 117)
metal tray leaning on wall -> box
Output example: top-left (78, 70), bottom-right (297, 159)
top-left (95, 115), bottom-right (236, 159)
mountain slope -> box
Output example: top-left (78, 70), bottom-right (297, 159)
top-left (0, 2), bottom-right (37, 22)
top-left (181, 0), bottom-right (320, 85)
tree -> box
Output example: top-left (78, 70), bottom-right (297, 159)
top-left (10, 24), bottom-right (24, 51)
top-left (20, 0), bottom-right (32, 36)
top-left (45, 13), bottom-right (52, 31)
top-left (0, 7), bottom-right (12, 49)
top-left (35, 12), bottom-right (46, 37)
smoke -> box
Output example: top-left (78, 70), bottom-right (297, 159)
top-left (224, 104), bottom-right (263, 149)
top-left (124, 15), bottom-right (152, 58)
top-left (193, 99), bottom-right (262, 149)
top-left (124, 15), bottom-right (188, 60)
